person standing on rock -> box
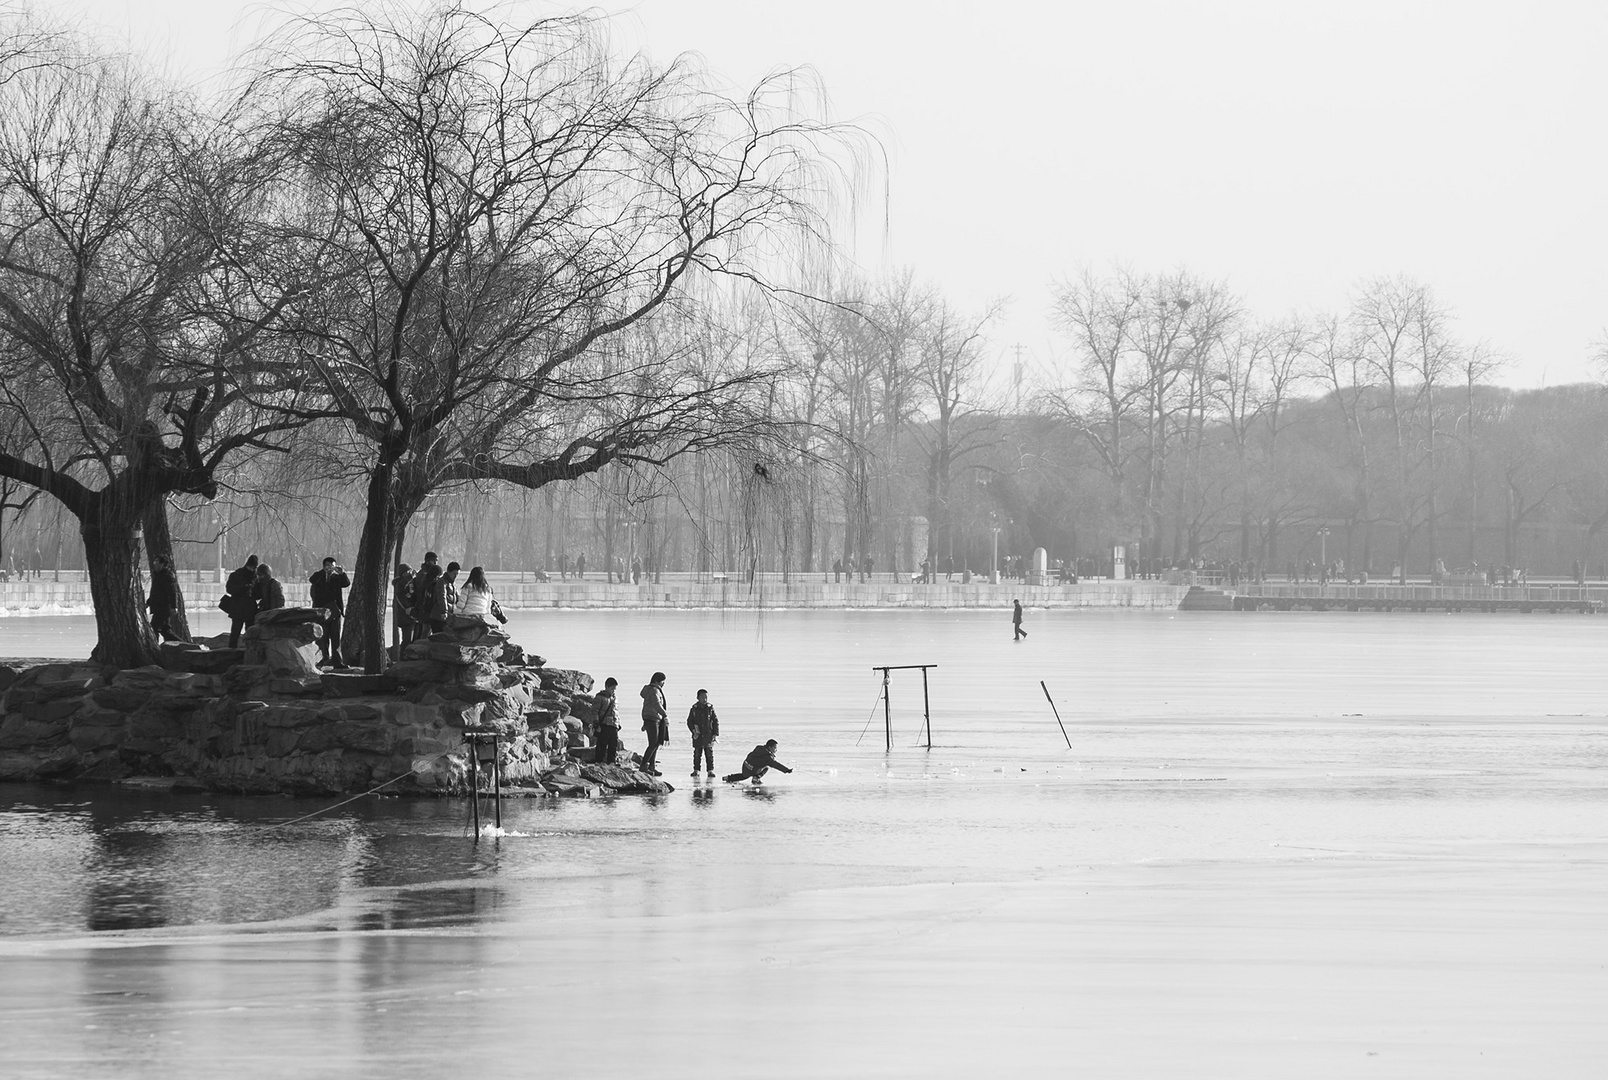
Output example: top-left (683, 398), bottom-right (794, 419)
top-left (145, 555), bottom-right (184, 643)
top-left (594, 676), bottom-right (620, 765)
top-left (723, 740), bottom-right (792, 785)
top-left (410, 561), bottom-right (440, 634)
top-left (225, 554), bottom-right (259, 647)
top-left (309, 556), bottom-right (351, 669)
top-left (687, 688), bottom-right (719, 779)
top-left (255, 562), bottom-right (285, 617)
top-left (639, 671), bottom-right (667, 775)
top-left (392, 563), bottom-right (418, 651)
top-left (1013, 598), bottom-right (1027, 640)
top-left (427, 561), bottom-right (459, 635)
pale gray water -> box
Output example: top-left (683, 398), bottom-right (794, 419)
top-left (1, 610), bottom-right (1605, 1078)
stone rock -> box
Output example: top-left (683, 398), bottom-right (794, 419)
top-left (255, 606), bottom-right (329, 626)
top-left (19, 698), bottom-right (87, 723)
top-left (34, 669), bottom-right (106, 701)
top-left (565, 692), bottom-right (598, 724)
top-left (525, 710), bottom-right (561, 728)
top-left (428, 683), bottom-right (503, 706)
top-left (250, 621), bottom-right (323, 644)
top-left (171, 648), bottom-right (246, 675)
top-left (255, 637), bottom-right (322, 678)
top-left (537, 667), bottom-right (593, 695)
top-left (91, 685), bottom-right (154, 712)
top-left (268, 675), bottom-right (324, 695)
top-left (111, 666), bottom-right (171, 692)
top-left (320, 672), bottom-right (400, 697)
top-left (499, 643), bottom-right (528, 666)
top-left (541, 772), bottom-right (598, 797)
top-left (386, 660), bottom-right (454, 684)
top-left (403, 641), bottom-right (497, 665)
top-left (579, 763), bottom-right (674, 795)
top-left (225, 665), bottom-right (271, 694)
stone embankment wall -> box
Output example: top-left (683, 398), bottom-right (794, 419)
top-left (0, 577), bottom-right (1188, 614)
top-left (0, 609), bottom-right (666, 798)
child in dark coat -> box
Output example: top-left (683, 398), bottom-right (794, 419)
top-left (687, 688), bottom-right (719, 778)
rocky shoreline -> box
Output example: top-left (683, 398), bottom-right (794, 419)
top-left (0, 608), bottom-right (671, 798)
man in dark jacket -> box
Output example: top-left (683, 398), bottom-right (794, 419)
top-left (225, 554), bottom-right (259, 647)
top-left (255, 562), bottom-right (285, 617)
top-left (145, 555), bottom-right (184, 642)
top-left (309, 556), bottom-right (351, 668)
top-left (686, 688), bottom-right (720, 779)
top-left (594, 677), bottom-right (620, 765)
top-left (723, 740), bottom-right (792, 785)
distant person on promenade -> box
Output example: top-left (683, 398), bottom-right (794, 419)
top-left (145, 555), bottom-right (184, 643)
top-left (308, 556), bottom-right (350, 669)
top-left (594, 677), bottom-right (620, 765)
top-left (687, 688), bottom-right (720, 779)
top-left (225, 554), bottom-right (259, 647)
top-left (254, 562), bottom-right (285, 616)
top-left (639, 671), bottom-right (667, 775)
top-left (1013, 598), bottom-right (1027, 640)
top-left (575, 551), bottom-right (586, 579)
top-left (723, 739), bottom-right (792, 785)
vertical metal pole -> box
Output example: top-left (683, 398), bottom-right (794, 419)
top-left (882, 667), bottom-right (892, 753)
top-left (922, 666), bottom-right (931, 750)
top-left (468, 737), bottom-right (481, 837)
top-left (492, 734), bottom-right (503, 831)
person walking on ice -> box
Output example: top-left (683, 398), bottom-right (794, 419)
top-left (1013, 598), bottom-right (1027, 640)
top-left (687, 688), bottom-right (719, 779)
top-left (724, 739), bottom-right (793, 785)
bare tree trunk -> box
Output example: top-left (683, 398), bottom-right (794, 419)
top-left (84, 505), bottom-right (161, 669)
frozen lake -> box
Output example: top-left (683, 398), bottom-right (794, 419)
top-left (2, 609), bottom-right (1605, 1077)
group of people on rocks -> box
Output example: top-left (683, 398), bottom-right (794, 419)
top-left (590, 671), bottom-right (791, 785)
top-left (390, 553), bottom-right (504, 650)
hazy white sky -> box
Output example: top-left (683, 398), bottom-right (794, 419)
top-left (57, 0), bottom-right (1608, 387)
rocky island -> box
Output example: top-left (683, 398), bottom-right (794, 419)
top-left (0, 608), bottom-right (670, 799)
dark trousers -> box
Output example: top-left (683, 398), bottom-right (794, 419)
top-left (724, 765), bottom-right (768, 783)
top-left (642, 726), bottom-right (663, 769)
top-left (151, 610), bottom-right (182, 643)
top-left (596, 725), bottom-right (619, 764)
top-left (228, 613), bottom-right (250, 648)
top-left (1014, 621), bottom-right (1026, 639)
top-left (320, 612), bottom-right (345, 666)
top-left (692, 740), bottom-right (714, 773)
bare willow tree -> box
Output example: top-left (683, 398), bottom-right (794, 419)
top-left (0, 25), bottom-right (302, 665)
top-left (236, 4), bottom-right (854, 669)
top-left (912, 294), bottom-right (1000, 574)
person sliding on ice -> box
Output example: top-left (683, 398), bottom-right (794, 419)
top-left (1013, 598), bottom-right (1027, 640)
top-left (687, 688), bottom-right (719, 779)
top-left (639, 671), bottom-right (667, 776)
top-left (724, 739), bottom-right (792, 785)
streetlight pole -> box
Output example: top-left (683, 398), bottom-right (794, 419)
top-left (1318, 527), bottom-right (1330, 572)
top-left (990, 527), bottom-right (1001, 585)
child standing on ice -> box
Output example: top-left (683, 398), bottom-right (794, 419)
top-left (687, 688), bottom-right (719, 779)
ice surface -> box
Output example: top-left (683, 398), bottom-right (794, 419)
top-left (1, 610), bottom-right (1605, 1077)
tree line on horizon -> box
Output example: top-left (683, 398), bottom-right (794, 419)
top-left (1, 4), bottom-right (1603, 673)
